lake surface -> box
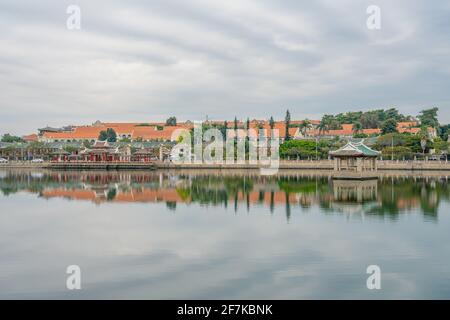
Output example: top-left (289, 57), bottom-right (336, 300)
top-left (1, 168), bottom-right (450, 299)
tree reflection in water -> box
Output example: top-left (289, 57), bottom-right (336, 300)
top-left (1, 170), bottom-right (449, 221)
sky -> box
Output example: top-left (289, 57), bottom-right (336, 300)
top-left (1, 0), bottom-right (450, 135)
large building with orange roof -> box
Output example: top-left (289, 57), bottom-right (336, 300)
top-left (33, 118), bottom-right (437, 144)
top-left (224, 119), bottom-right (318, 140)
top-left (36, 119), bottom-right (316, 143)
top-left (39, 121), bottom-right (192, 143)
top-left (22, 134), bottom-right (38, 142)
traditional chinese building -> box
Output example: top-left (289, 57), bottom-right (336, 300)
top-left (332, 179), bottom-right (378, 203)
top-left (79, 141), bottom-right (130, 162)
top-left (50, 149), bottom-right (71, 162)
top-left (329, 141), bottom-right (380, 179)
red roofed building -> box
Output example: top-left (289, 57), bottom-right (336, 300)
top-left (34, 118), bottom-right (437, 143)
top-left (225, 120), bottom-right (304, 141)
top-left (39, 122), bottom-right (192, 143)
top-left (22, 134), bottom-right (38, 142)
top-left (79, 140), bottom-right (131, 162)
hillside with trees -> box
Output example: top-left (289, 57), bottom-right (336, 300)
top-left (318, 108), bottom-right (416, 132)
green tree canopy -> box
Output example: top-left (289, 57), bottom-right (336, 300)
top-left (299, 119), bottom-right (312, 135)
top-left (98, 128), bottom-right (117, 142)
top-left (353, 121), bottom-right (363, 134)
top-left (269, 116), bottom-right (275, 130)
top-left (381, 146), bottom-right (413, 160)
top-left (438, 125), bottom-right (450, 142)
top-left (64, 145), bottom-right (79, 154)
top-left (280, 140), bottom-right (327, 159)
top-left (284, 109), bottom-right (291, 141)
top-left (1, 134), bottom-right (24, 143)
top-left (320, 108), bottom-right (410, 130)
top-left (418, 107), bottom-right (439, 128)
top-left (165, 116), bottom-right (177, 126)
top-left (381, 118), bottom-right (399, 134)
top-left (433, 137), bottom-right (449, 154)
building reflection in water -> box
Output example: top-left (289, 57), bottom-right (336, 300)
top-left (329, 179), bottom-right (380, 219)
top-left (332, 179), bottom-right (378, 203)
top-left (0, 170), bottom-right (449, 221)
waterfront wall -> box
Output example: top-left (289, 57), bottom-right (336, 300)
top-left (2, 160), bottom-right (450, 171)
top-left (0, 162), bottom-right (47, 169)
top-left (158, 160), bottom-right (450, 171)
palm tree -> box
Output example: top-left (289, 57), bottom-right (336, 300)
top-left (353, 122), bottom-right (363, 135)
top-left (269, 116), bottom-right (275, 130)
top-left (299, 119), bottom-right (312, 137)
top-left (419, 126), bottom-right (429, 157)
top-left (221, 120), bottom-right (228, 137)
top-left (317, 120), bottom-right (328, 137)
top-left (233, 117), bottom-right (239, 148)
top-left (284, 110), bottom-right (291, 141)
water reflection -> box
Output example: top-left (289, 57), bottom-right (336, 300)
top-left (2, 169), bottom-right (450, 299)
top-left (1, 169), bottom-right (449, 221)
top-left (332, 180), bottom-right (378, 203)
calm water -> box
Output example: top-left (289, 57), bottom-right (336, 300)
top-left (1, 168), bottom-right (450, 299)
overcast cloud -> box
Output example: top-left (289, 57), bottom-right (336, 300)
top-left (0, 0), bottom-right (449, 135)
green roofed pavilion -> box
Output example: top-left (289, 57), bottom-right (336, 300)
top-left (329, 141), bottom-right (380, 158)
top-left (329, 141), bottom-right (380, 177)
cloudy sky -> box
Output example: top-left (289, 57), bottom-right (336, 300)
top-left (1, 0), bottom-right (449, 135)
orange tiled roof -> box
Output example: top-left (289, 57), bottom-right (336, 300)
top-left (115, 189), bottom-right (184, 203)
top-left (131, 126), bottom-right (189, 141)
top-left (42, 188), bottom-right (185, 203)
top-left (42, 126), bottom-right (103, 140)
top-left (40, 188), bottom-right (324, 206)
top-left (398, 127), bottom-right (420, 134)
top-left (38, 120), bottom-right (434, 141)
top-left (42, 123), bottom-right (192, 141)
top-left (227, 121), bottom-right (300, 138)
top-left (291, 120), bottom-right (321, 126)
top-left (397, 121), bottom-right (419, 128)
top-left (42, 189), bottom-right (97, 201)
top-left (23, 134), bottom-right (38, 142)
top-left (362, 129), bottom-right (382, 135)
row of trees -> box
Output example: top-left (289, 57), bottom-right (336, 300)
top-left (316, 107), bottom-right (440, 136)
top-left (319, 108), bottom-right (412, 130)
top-left (278, 132), bottom-right (449, 161)
top-left (259, 107), bottom-right (440, 142)
top-left (277, 107), bottom-right (443, 160)
top-left (375, 132), bottom-right (449, 160)
top-left (1, 134), bottom-right (24, 143)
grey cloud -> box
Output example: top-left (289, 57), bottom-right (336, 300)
top-left (0, 0), bottom-right (449, 135)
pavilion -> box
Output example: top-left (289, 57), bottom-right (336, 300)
top-left (79, 141), bottom-right (130, 162)
top-left (50, 149), bottom-right (71, 162)
top-left (329, 141), bottom-right (380, 179)
top-left (131, 142), bottom-right (173, 162)
top-left (132, 148), bottom-right (159, 162)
